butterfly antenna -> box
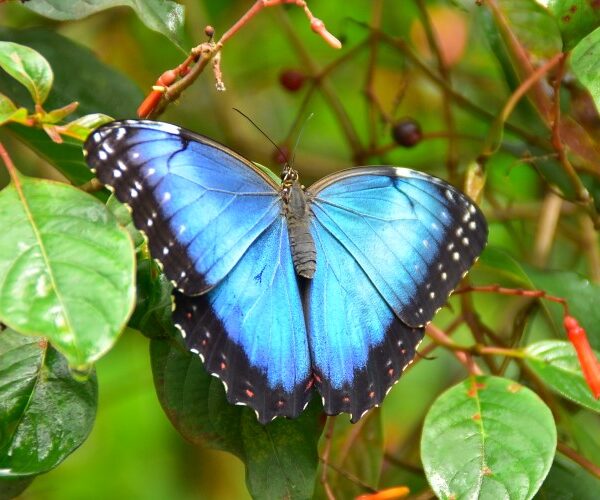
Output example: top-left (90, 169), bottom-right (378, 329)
top-left (232, 108), bottom-right (290, 167)
top-left (290, 112), bottom-right (314, 167)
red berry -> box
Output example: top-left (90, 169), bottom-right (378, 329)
top-left (279, 70), bottom-right (306, 92)
top-left (392, 119), bottom-right (423, 147)
top-left (272, 144), bottom-right (291, 165)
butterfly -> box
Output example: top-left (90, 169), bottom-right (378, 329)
top-left (83, 120), bottom-right (488, 424)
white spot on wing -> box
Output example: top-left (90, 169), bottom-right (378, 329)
top-left (98, 150), bottom-right (107, 161)
top-left (453, 252), bottom-right (460, 261)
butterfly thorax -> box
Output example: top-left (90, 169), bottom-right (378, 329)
top-left (282, 177), bottom-right (316, 279)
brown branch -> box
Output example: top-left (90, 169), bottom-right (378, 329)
top-left (414, 0), bottom-right (457, 182)
top-left (558, 441), bottom-right (600, 480)
top-left (364, 0), bottom-right (384, 150)
top-left (141, 0), bottom-right (340, 119)
top-left (276, 9), bottom-right (364, 160)
top-left (426, 324), bottom-right (484, 375)
top-left (373, 29), bottom-right (552, 151)
top-left (320, 416), bottom-right (337, 500)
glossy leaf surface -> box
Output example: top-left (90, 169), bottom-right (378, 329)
top-left (0, 41), bottom-right (52, 105)
top-left (150, 338), bottom-right (323, 499)
top-left (421, 376), bottom-right (556, 500)
top-left (525, 340), bottom-right (600, 412)
top-left (22, 0), bottom-right (187, 50)
top-left (0, 329), bottom-right (97, 476)
top-left (0, 175), bottom-right (135, 367)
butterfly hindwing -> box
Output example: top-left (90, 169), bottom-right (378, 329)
top-left (305, 167), bottom-right (486, 418)
top-left (173, 218), bottom-right (312, 423)
top-left (84, 120), bottom-right (280, 295)
top-left (308, 167), bottom-right (488, 328)
top-left (305, 222), bottom-right (424, 420)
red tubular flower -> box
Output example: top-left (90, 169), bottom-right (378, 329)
top-left (565, 315), bottom-right (600, 399)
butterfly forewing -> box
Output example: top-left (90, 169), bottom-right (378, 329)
top-left (308, 167), bottom-right (488, 328)
top-left (84, 120), bottom-right (280, 295)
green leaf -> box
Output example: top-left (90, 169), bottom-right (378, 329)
top-left (421, 375), bottom-right (556, 500)
top-left (0, 329), bottom-right (97, 476)
top-left (5, 125), bottom-right (94, 186)
top-left (0, 94), bottom-right (28, 127)
top-left (0, 28), bottom-right (142, 118)
top-left (22, 0), bottom-right (187, 51)
top-left (536, 454), bottom-right (600, 499)
top-left (0, 476), bottom-right (35, 498)
top-left (129, 260), bottom-right (175, 340)
top-left (0, 175), bottom-right (135, 367)
top-left (571, 27), bottom-right (600, 114)
top-left (479, 246), bottom-right (532, 286)
top-left (240, 404), bottom-right (322, 500)
top-left (522, 266), bottom-right (600, 349)
top-left (548, 0), bottom-right (600, 49)
top-left (525, 340), bottom-right (600, 413)
top-left (150, 338), bottom-right (323, 499)
top-left (497, 0), bottom-right (563, 57)
top-left (479, 251), bottom-right (600, 350)
top-left (61, 113), bottom-right (113, 142)
top-left (253, 162), bottom-right (282, 185)
top-left (0, 42), bottom-right (53, 105)
top-left (106, 194), bottom-right (145, 250)
top-left (0, 28), bottom-right (142, 185)
top-left (316, 410), bottom-right (384, 498)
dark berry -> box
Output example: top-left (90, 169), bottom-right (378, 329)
top-left (279, 70), bottom-right (306, 92)
top-left (392, 119), bottom-right (423, 147)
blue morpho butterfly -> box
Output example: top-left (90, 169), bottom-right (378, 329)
top-left (83, 120), bottom-right (488, 424)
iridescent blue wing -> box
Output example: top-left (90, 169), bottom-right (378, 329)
top-left (173, 219), bottom-right (312, 423)
top-left (84, 120), bottom-right (312, 422)
top-left (306, 166), bottom-right (487, 419)
top-left (83, 120), bottom-right (280, 295)
top-left (305, 226), bottom-right (425, 420)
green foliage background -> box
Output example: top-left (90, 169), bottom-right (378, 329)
top-left (1, 0), bottom-right (600, 499)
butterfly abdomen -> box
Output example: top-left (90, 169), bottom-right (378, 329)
top-left (285, 182), bottom-right (316, 279)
